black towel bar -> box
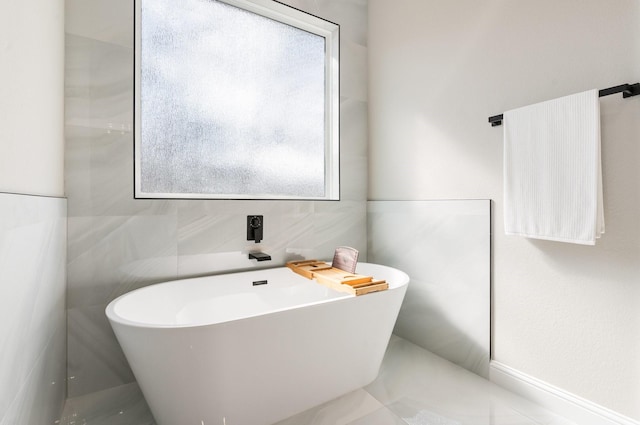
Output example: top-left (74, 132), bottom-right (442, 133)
top-left (488, 82), bottom-right (640, 127)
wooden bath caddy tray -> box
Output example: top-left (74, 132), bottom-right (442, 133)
top-left (286, 260), bottom-right (388, 296)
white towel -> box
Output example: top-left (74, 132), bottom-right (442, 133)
top-left (503, 89), bottom-right (604, 245)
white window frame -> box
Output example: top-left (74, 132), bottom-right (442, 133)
top-left (134, 0), bottom-right (340, 200)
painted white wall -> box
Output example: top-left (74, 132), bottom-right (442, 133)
top-left (0, 0), bottom-right (65, 197)
top-left (369, 0), bottom-right (640, 420)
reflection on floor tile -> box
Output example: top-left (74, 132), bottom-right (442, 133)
top-left (272, 389), bottom-right (384, 425)
top-left (366, 336), bottom-right (577, 425)
top-left (347, 407), bottom-right (406, 425)
top-left (57, 336), bottom-right (577, 425)
top-left (390, 397), bottom-right (463, 424)
top-left (58, 383), bottom-right (155, 425)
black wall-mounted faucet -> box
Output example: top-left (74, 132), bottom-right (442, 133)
top-left (247, 215), bottom-right (263, 243)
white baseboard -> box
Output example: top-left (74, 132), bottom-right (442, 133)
top-left (489, 361), bottom-right (639, 425)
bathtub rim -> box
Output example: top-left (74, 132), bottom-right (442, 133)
top-left (105, 262), bottom-right (409, 330)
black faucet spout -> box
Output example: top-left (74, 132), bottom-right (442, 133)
top-left (249, 252), bottom-right (271, 262)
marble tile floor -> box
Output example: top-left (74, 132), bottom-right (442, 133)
top-left (58, 335), bottom-right (576, 425)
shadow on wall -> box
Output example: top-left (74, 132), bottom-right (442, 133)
top-left (394, 279), bottom-right (490, 377)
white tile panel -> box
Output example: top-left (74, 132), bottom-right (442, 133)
top-left (0, 193), bottom-right (66, 425)
top-left (368, 200), bottom-right (491, 377)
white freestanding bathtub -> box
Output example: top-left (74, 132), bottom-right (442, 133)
top-left (106, 262), bottom-right (409, 425)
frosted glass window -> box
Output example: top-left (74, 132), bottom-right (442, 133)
top-left (134, 0), bottom-right (340, 200)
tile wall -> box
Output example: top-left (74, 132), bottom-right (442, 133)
top-left (64, 0), bottom-right (369, 398)
top-left (368, 200), bottom-right (491, 377)
top-left (0, 193), bottom-right (67, 425)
